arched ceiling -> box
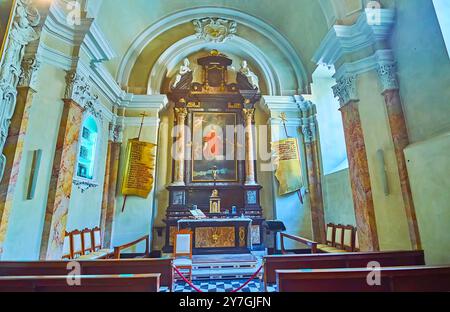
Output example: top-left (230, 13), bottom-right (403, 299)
top-left (92, 0), bottom-right (372, 95)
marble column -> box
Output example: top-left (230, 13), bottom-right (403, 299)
top-left (334, 76), bottom-right (379, 251)
top-left (243, 108), bottom-right (257, 185)
top-left (298, 98), bottom-right (326, 243)
top-left (377, 64), bottom-right (422, 250)
top-left (0, 57), bottom-right (40, 257)
top-left (39, 99), bottom-right (83, 260)
top-left (172, 107), bottom-right (187, 186)
top-left (0, 0), bottom-right (41, 182)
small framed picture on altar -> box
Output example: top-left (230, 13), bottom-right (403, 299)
top-left (190, 208), bottom-right (206, 219)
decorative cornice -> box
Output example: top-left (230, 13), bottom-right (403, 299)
top-left (193, 17), bottom-right (237, 43)
top-left (332, 74), bottom-right (358, 107)
top-left (312, 9), bottom-right (396, 66)
top-left (117, 116), bottom-right (161, 127)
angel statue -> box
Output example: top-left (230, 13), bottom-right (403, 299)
top-left (172, 58), bottom-right (192, 88)
top-left (239, 60), bottom-right (259, 90)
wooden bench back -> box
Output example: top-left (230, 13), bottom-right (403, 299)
top-left (264, 250), bottom-right (425, 285)
top-left (0, 273), bottom-right (160, 292)
top-left (0, 258), bottom-right (173, 289)
top-left (276, 265), bottom-right (450, 292)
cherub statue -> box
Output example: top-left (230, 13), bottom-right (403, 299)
top-left (172, 58), bottom-right (192, 88)
top-left (239, 60), bottom-right (259, 90)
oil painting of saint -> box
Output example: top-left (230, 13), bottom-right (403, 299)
top-left (192, 112), bottom-right (237, 182)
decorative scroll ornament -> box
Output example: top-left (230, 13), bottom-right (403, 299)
top-left (64, 70), bottom-right (103, 121)
top-left (332, 74), bottom-right (358, 107)
top-left (18, 56), bottom-right (40, 88)
top-left (193, 18), bottom-right (237, 43)
top-left (377, 64), bottom-right (399, 92)
top-left (109, 115), bottom-right (123, 143)
top-left (0, 0), bottom-right (41, 181)
top-left (73, 179), bottom-right (99, 193)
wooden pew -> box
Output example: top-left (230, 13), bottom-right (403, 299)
top-left (264, 250), bottom-right (425, 286)
top-left (0, 273), bottom-right (160, 292)
top-left (0, 258), bottom-right (173, 290)
top-left (276, 266), bottom-right (450, 292)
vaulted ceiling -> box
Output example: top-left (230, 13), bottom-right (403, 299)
top-left (86, 0), bottom-right (385, 95)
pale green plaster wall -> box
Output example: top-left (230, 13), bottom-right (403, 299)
top-left (405, 132), bottom-right (450, 265)
top-left (391, 0), bottom-right (450, 142)
top-left (323, 169), bottom-right (356, 226)
top-left (357, 71), bottom-right (412, 251)
top-left (2, 64), bottom-right (66, 260)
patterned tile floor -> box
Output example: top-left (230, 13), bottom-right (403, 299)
top-left (161, 280), bottom-right (277, 293)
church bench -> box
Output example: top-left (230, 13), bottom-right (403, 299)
top-left (0, 273), bottom-right (160, 292)
top-left (276, 265), bottom-right (450, 292)
top-left (264, 250), bottom-right (425, 286)
top-left (0, 258), bottom-right (173, 290)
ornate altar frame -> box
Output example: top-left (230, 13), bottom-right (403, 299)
top-left (163, 51), bottom-right (264, 253)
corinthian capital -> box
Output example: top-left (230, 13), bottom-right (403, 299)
top-left (377, 64), bottom-right (399, 93)
top-left (18, 56), bottom-right (40, 88)
top-left (332, 74), bottom-right (358, 107)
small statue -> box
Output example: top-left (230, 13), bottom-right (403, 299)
top-left (172, 58), bottom-right (192, 88)
top-left (211, 189), bottom-right (219, 197)
top-left (239, 60), bottom-right (259, 90)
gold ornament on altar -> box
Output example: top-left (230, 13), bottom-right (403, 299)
top-left (209, 166), bottom-right (221, 213)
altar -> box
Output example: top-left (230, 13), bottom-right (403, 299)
top-left (163, 51), bottom-right (265, 254)
top-left (178, 218), bottom-right (252, 255)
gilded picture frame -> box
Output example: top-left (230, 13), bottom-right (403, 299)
top-left (0, 0), bottom-right (16, 66)
top-left (191, 112), bottom-right (238, 182)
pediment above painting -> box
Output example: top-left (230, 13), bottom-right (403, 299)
top-left (169, 50), bottom-right (261, 105)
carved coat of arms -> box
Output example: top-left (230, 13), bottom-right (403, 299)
top-left (193, 18), bottom-right (237, 43)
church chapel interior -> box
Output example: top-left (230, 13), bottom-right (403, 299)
top-left (0, 0), bottom-right (449, 293)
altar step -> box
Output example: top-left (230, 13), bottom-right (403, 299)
top-left (174, 253), bottom-right (264, 281)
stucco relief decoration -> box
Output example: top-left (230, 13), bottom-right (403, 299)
top-left (0, 0), bottom-right (41, 181)
top-left (377, 64), bottom-right (399, 92)
top-left (193, 18), bottom-right (237, 43)
top-left (19, 56), bottom-right (40, 88)
top-left (65, 70), bottom-right (103, 121)
top-left (332, 74), bottom-right (358, 107)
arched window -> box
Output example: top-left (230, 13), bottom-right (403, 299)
top-left (76, 115), bottom-right (99, 180)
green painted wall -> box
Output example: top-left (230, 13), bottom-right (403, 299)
top-left (322, 169), bottom-right (356, 226)
top-left (405, 132), bottom-right (450, 265)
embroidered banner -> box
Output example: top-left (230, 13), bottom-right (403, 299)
top-left (121, 139), bottom-right (156, 198)
top-left (272, 138), bottom-right (303, 196)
